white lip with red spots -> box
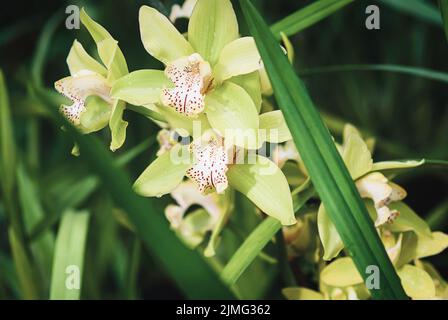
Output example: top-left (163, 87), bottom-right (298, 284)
top-left (54, 70), bottom-right (111, 125)
top-left (161, 53), bottom-right (212, 117)
top-left (186, 137), bottom-right (228, 194)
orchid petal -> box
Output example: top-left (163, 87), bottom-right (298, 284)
top-left (229, 71), bottom-right (262, 112)
top-left (341, 124), bottom-right (373, 180)
top-left (214, 37), bottom-right (261, 83)
top-left (80, 8), bottom-right (128, 80)
top-left (397, 265), bottom-right (436, 299)
top-left (109, 100), bottom-right (128, 151)
top-left (186, 137), bottom-right (229, 194)
top-left (205, 82), bottom-right (259, 149)
top-left (55, 71), bottom-right (111, 125)
top-left (134, 144), bottom-right (191, 197)
top-left (227, 155), bottom-right (296, 226)
top-left (161, 53), bottom-right (212, 117)
top-left (80, 96), bottom-right (111, 133)
top-left (317, 204), bottom-right (344, 261)
top-left (188, 0), bottom-right (238, 66)
top-left (139, 5), bottom-right (194, 65)
top-left (111, 70), bottom-right (172, 106)
top-left (259, 110), bottom-right (292, 146)
top-left (67, 40), bottom-right (107, 77)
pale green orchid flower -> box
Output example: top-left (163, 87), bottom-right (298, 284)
top-left (315, 124), bottom-right (424, 260)
top-left (54, 8), bottom-right (129, 151)
top-left (284, 227), bottom-right (448, 300)
top-left (133, 128), bottom-right (296, 226)
top-left (111, 0), bottom-right (268, 149)
top-left (165, 180), bottom-right (231, 256)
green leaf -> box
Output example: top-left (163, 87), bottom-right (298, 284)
top-left (380, 0), bottom-right (442, 26)
top-left (67, 40), bottom-right (107, 77)
top-left (17, 165), bottom-right (54, 290)
top-left (133, 144), bottom-right (190, 197)
top-left (50, 210), bottom-right (90, 300)
top-left (214, 37), bottom-right (261, 83)
top-left (36, 86), bottom-right (234, 299)
top-left (188, 0), bottom-right (239, 65)
top-left (259, 110), bottom-right (292, 145)
top-left (205, 82), bottom-right (259, 149)
top-left (111, 70), bottom-right (172, 106)
top-left (270, 0), bottom-right (355, 38)
top-left (397, 264), bottom-right (436, 299)
top-left (241, 0), bottom-right (407, 300)
top-left (320, 257), bottom-right (363, 287)
top-left (227, 155), bottom-right (295, 226)
top-left (139, 5), bottom-right (193, 65)
top-left (8, 228), bottom-right (40, 299)
top-left (317, 205), bottom-right (344, 261)
top-left (0, 70), bottom-right (16, 200)
top-left (282, 287), bottom-right (324, 300)
top-left (300, 64), bottom-right (448, 84)
top-left (440, 0), bottom-right (448, 41)
top-left (109, 100), bottom-right (128, 151)
top-left (223, 185), bottom-right (313, 286)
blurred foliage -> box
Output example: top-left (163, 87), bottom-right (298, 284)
top-left (0, 0), bottom-right (447, 299)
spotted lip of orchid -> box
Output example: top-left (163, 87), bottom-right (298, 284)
top-left (161, 53), bottom-right (212, 117)
top-left (186, 136), bottom-right (229, 194)
top-left (356, 172), bottom-right (406, 227)
top-left (55, 70), bottom-right (111, 126)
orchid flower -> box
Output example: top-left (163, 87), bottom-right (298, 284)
top-left (54, 8), bottom-right (129, 151)
top-left (317, 124), bottom-right (424, 260)
top-left (133, 128), bottom-right (296, 226)
top-left (165, 180), bottom-right (231, 256)
top-left (111, 0), bottom-right (274, 150)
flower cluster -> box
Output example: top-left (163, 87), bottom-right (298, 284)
top-left (54, 1), bottom-right (448, 295)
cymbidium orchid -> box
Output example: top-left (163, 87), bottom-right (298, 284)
top-left (165, 180), bottom-right (231, 256)
top-left (315, 125), bottom-right (425, 260)
top-left (111, 0), bottom-right (296, 228)
top-left (111, 0), bottom-right (284, 150)
top-left (54, 9), bottom-right (129, 151)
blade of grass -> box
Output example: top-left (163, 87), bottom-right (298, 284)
top-left (240, 0), bottom-right (407, 300)
top-left (221, 187), bottom-right (314, 286)
top-left (125, 238), bottom-right (141, 299)
top-left (270, 0), bottom-right (355, 38)
top-left (440, 0), bottom-right (448, 41)
top-left (1, 70), bottom-right (41, 299)
top-left (17, 164), bottom-right (55, 293)
top-left (8, 228), bottom-right (40, 299)
top-left (380, 0), bottom-right (442, 26)
top-left (34, 87), bottom-right (235, 299)
top-left (299, 64), bottom-right (448, 84)
top-left (28, 137), bottom-right (157, 242)
top-left (50, 209), bottom-right (90, 300)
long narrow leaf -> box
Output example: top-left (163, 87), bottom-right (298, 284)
top-left (221, 187), bottom-right (315, 286)
top-left (240, 0), bottom-right (407, 300)
top-left (380, 0), bottom-right (442, 26)
top-left (270, 0), bottom-right (355, 38)
top-left (440, 0), bottom-right (448, 41)
top-left (299, 64), bottom-right (448, 84)
top-left (50, 210), bottom-right (90, 300)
